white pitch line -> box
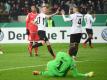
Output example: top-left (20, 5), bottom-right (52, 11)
top-left (76, 59), bottom-right (105, 63)
top-left (0, 60), bottom-right (105, 72)
top-left (0, 64), bottom-right (45, 72)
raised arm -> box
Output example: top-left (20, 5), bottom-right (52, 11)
top-left (61, 10), bottom-right (72, 21)
top-left (45, 9), bottom-right (59, 18)
top-left (90, 14), bottom-right (96, 23)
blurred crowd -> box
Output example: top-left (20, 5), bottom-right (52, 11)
top-left (51, 0), bottom-right (107, 14)
top-left (0, 0), bottom-right (107, 22)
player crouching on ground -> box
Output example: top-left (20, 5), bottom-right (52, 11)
top-left (33, 52), bottom-right (94, 78)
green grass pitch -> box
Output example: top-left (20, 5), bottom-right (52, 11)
top-left (0, 43), bottom-right (107, 80)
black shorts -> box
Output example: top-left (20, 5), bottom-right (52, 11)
top-left (38, 30), bottom-right (48, 41)
top-left (86, 28), bottom-right (93, 34)
top-left (70, 33), bottom-right (82, 43)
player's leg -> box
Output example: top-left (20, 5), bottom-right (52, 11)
top-left (46, 40), bottom-right (56, 58)
top-left (32, 30), bottom-right (45, 48)
top-left (33, 70), bottom-right (52, 76)
top-left (40, 30), bottom-right (55, 58)
top-left (28, 42), bottom-right (33, 56)
top-left (69, 33), bottom-right (82, 59)
top-left (34, 33), bottom-right (39, 56)
top-left (33, 70), bottom-right (55, 76)
top-left (88, 29), bottom-right (93, 48)
top-left (33, 69), bottom-right (94, 77)
top-left (69, 34), bottom-right (77, 59)
top-left (88, 34), bottom-right (93, 47)
top-left (32, 30), bottom-right (55, 58)
top-left (83, 29), bottom-right (90, 48)
top-left (28, 33), bottom-right (34, 56)
top-left (32, 41), bottom-right (45, 47)
top-left (33, 60), bottom-right (58, 76)
top-left (34, 47), bottom-right (38, 56)
top-left (84, 37), bottom-right (90, 44)
top-left (83, 29), bottom-right (93, 48)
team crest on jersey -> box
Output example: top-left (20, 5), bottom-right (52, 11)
top-left (0, 31), bottom-right (4, 41)
top-left (101, 28), bottom-right (107, 41)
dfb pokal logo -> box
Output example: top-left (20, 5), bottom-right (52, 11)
top-left (101, 28), bottom-right (107, 41)
top-left (0, 31), bottom-right (4, 41)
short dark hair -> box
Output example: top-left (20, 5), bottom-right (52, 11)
top-left (87, 10), bottom-right (95, 14)
top-left (41, 4), bottom-right (49, 8)
top-left (73, 5), bottom-right (80, 12)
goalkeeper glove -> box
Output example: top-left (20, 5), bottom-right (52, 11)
top-left (85, 71), bottom-right (94, 77)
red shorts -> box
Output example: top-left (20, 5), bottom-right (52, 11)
top-left (28, 32), bottom-right (39, 41)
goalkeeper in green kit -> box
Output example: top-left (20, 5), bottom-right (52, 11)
top-left (33, 52), bottom-right (94, 77)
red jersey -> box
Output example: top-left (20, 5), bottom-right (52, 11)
top-left (26, 12), bottom-right (38, 32)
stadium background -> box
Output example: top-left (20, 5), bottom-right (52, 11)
top-left (0, 0), bottom-right (107, 43)
top-left (0, 0), bottom-right (107, 80)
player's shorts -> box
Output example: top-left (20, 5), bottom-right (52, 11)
top-left (70, 33), bottom-right (82, 43)
top-left (86, 28), bottom-right (93, 34)
top-left (38, 30), bottom-right (48, 42)
top-left (28, 32), bottom-right (39, 41)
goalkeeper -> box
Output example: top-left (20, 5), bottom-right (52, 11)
top-left (33, 52), bottom-right (94, 77)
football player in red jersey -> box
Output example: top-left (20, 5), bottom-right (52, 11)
top-left (26, 5), bottom-right (39, 56)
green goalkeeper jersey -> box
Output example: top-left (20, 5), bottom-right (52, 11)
top-left (40, 52), bottom-right (90, 77)
top-left (41, 52), bottom-right (76, 76)
top-left (55, 52), bottom-right (75, 73)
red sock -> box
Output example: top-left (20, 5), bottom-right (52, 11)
top-left (28, 42), bottom-right (33, 56)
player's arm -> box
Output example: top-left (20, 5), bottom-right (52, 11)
top-left (33, 70), bottom-right (53, 76)
top-left (70, 61), bottom-right (94, 77)
top-left (70, 61), bottom-right (87, 77)
top-left (61, 10), bottom-right (72, 21)
top-left (26, 14), bottom-right (30, 35)
top-left (71, 66), bottom-right (87, 77)
top-left (26, 14), bottom-right (30, 29)
top-left (90, 15), bottom-right (96, 23)
top-left (45, 9), bottom-right (59, 18)
top-left (33, 15), bottom-right (38, 24)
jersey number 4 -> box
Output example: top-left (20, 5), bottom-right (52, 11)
top-left (78, 18), bottom-right (82, 24)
